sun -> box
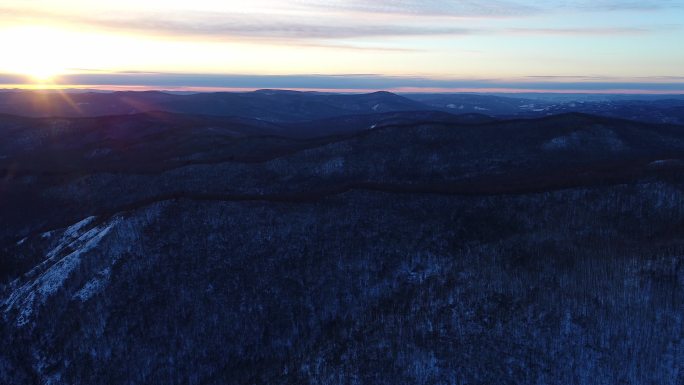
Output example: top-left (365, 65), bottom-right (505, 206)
top-left (24, 65), bottom-right (62, 84)
top-left (0, 25), bottom-right (68, 84)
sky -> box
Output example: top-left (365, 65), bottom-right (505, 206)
top-left (0, 0), bottom-right (683, 93)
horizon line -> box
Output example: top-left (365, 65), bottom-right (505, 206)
top-left (2, 85), bottom-right (684, 96)
top-left (2, 72), bottom-right (684, 95)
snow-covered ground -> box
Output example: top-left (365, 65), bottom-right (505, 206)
top-left (3, 216), bottom-right (121, 327)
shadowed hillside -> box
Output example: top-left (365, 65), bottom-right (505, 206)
top-left (1, 110), bottom-right (683, 384)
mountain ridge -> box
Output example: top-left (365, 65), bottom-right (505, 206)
top-left (1, 101), bottom-right (683, 385)
top-left (2, 89), bottom-right (684, 124)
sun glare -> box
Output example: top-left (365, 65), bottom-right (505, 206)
top-left (25, 66), bottom-right (61, 83)
top-left (1, 25), bottom-right (68, 84)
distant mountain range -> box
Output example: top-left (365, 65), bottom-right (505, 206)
top-left (0, 90), bottom-right (424, 122)
top-left (408, 93), bottom-right (684, 124)
top-left (1, 89), bottom-right (684, 124)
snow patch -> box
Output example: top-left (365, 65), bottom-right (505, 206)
top-left (73, 267), bottom-right (111, 302)
top-left (544, 136), bottom-right (571, 150)
top-left (62, 216), bottom-right (97, 240)
top-left (16, 291), bottom-right (36, 327)
top-left (86, 148), bottom-right (112, 159)
top-left (648, 159), bottom-right (684, 168)
top-left (3, 216), bottom-right (119, 327)
top-left (39, 221), bottom-right (116, 298)
top-left (372, 104), bottom-right (380, 111)
top-left (447, 104), bottom-right (466, 110)
top-left (16, 237), bottom-right (27, 246)
top-left (543, 130), bottom-right (626, 152)
top-left (318, 157), bottom-right (345, 176)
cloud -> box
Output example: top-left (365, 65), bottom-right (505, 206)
top-left (0, 5), bottom-right (663, 44)
top-left (295, 0), bottom-right (540, 17)
top-left (506, 27), bottom-right (653, 35)
top-left (90, 13), bottom-right (474, 40)
top-left (559, 0), bottom-right (683, 12)
top-left (0, 1), bottom-right (677, 48)
top-left (295, 0), bottom-right (683, 16)
top-left (296, 0), bottom-right (683, 17)
top-left (0, 6), bottom-right (476, 42)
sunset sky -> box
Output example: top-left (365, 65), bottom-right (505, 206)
top-left (1, 0), bottom-right (683, 92)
